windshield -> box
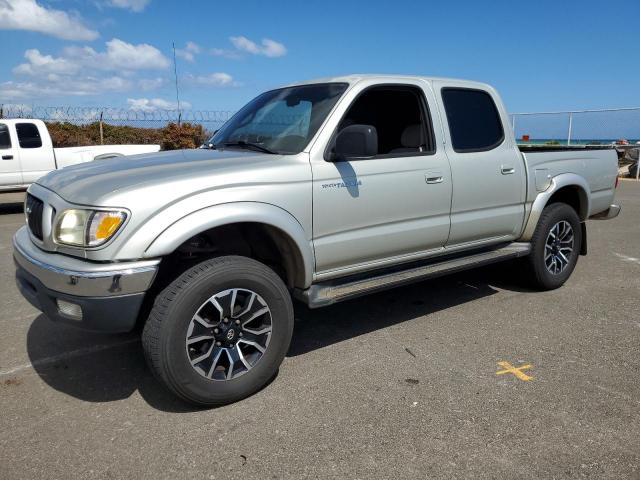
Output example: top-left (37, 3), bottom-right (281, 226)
top-left (209, 83), bottom-right (348, 154)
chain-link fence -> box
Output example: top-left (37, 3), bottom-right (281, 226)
top-left (511, 107), bottom-right (640, 179)
top-left (4, 104), bottom-right (639, 144)
top-left (510, 107), bottom-right (640, 146)
top-left (1, 104), bottom-right (639, 176)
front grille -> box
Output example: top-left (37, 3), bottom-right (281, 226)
top-left (25, 194), bottom-right (44, 240)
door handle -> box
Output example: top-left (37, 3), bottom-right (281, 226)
top-left (1, 155), bottom-right (13, 160)
top-left (426, 175), bottom-right (443, 184)
top-left (501, 166), bottom-right (515, 175)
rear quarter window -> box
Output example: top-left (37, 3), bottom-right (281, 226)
top-left (16, 123), bottom-right (43, 149)
top-left (441, 88), bottom-right (504, 152)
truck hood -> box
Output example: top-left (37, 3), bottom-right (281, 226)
top-left (37, 148), bottom-right (283, 205)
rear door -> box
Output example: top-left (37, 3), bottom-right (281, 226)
top-left (310, 80), bottom-right (452, 276)
top-left (434, 83), bottom-right (526, 247)
top-left (15, 122), bottom-right (55, 184)
top-left (0, 122), bottom-right (23, 187)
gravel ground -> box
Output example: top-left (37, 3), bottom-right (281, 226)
top-left (0, 181), bottom-right (638, 479)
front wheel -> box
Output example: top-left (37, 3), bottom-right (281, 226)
top-left (142, 256), bottom-right (294, 406)
top-left (525, 202), bottom-right (582, 290)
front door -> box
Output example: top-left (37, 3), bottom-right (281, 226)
top-left (0, 123), bottom-right (22, 187)
top-left (311, 82), bottom-right (452, 276)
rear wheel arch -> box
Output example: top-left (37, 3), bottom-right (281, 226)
top-left (546, 185), bottom-right (588, 219)
top-left (520, 174), bottom-right (590, 241)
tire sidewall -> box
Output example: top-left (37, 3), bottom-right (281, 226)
top-left (158, 258), bottom-right (293, 405)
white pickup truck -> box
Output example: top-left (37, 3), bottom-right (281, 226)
top-left (0, 119), bottom-right (160, 191)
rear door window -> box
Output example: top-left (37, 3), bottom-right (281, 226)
top-left (441, 88), bottom-right (504, 152)
top-left (0, 124), bottom-right (11, 149)
top-left (16, 123), bottom-right (43, 149)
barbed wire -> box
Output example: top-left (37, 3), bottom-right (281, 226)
top-left (0, 105), bottom-right (235, 125)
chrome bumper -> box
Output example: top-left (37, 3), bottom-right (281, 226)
top-left (589, 204), bottom-right (621, 220)
top-left (13, 226), bottom-right (159, 297)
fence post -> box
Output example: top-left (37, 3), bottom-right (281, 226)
top-left (567, 112), bottom-right (573, 146)
top-left (99, 111), bottom-right (104, 145)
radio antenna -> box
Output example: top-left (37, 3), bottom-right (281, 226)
top-left (172, 42), bottom-right (182, 125)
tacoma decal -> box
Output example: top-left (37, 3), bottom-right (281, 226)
top-left (321, 179), bottom-right (362, 189)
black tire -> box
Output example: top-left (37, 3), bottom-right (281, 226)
top-left (525, 202), bottom-right (582, 290)
top-left (142, 255), bottom-right (294, 406)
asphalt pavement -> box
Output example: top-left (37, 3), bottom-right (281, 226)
top-left (0, 182), bottom-right (639, 479)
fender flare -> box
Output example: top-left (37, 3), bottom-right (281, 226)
top-left (144, 202), bottom-right (314, 288)
top-left (519, 173), bottom-right (590, 241)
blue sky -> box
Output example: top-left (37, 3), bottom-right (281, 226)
top-left (0, 0), bottom-right (638, 114)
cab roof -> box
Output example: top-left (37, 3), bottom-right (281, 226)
top-left (283, 74), bottom-right (493, 91)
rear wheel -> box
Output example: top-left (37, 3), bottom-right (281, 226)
top-left (525, 202), bottom-right (582, 290)
top-left (142, 255), bottom-right (294, 406)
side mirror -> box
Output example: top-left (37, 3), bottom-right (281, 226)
top-left (331, 124), bottom-right (378, 161)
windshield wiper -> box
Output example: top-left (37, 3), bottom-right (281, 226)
top-left (219, 140), bottom-right (277, 154)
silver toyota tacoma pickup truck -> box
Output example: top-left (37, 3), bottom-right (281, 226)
top-left (13, 75), bottom-right (620, 406)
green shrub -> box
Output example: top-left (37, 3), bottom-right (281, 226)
top-left (160, 122), bottom-right (207, 150)
top-left (45, 121), bottom-right (206, 150)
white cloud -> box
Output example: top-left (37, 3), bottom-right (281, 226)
top-left (0, 75), bottom-right (133, 99)
top-left (229, 36), bottom-right (287, 58)
top-left (127, 97), bottom-right (191, 111)
top-left (138, 77), bottom-right (164, 91)
top-left (210, 47), bottom-right (243, 60)
top-left (63, 38), bottom-right (170, 71)
top-left (107, 0), bottom-right (150, 12)
top-left (188, 73), bottom-right (235, 87)
top-left (13, 49), bottom-right (80, 76)
top-left (175, 41), bottom-right (200, 62)
top-left (12, 39), bottom-right (170, 78)
top-left (3, 39), bottom-right (170, 101)
top-left (0, 0), bottom-right (98, 41)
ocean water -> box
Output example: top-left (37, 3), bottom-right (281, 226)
top-left (517, 138), bottom-right (640, 146)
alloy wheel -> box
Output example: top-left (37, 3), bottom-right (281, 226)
top-left (544, 220), bottom-right (574, 275)
top-left (185, 288), bottom-right (272, 381)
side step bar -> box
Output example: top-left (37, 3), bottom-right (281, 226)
top-left (295, 243), bottom-right (531, 308)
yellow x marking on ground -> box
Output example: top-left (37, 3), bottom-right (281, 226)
top-left (496, 361), bottom-right (533, 381)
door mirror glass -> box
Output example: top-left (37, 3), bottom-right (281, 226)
top-left (332, 124), bottom-right (378, 161)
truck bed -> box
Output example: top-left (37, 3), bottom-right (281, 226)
top-left (520, 147), bottom-right (618, 217)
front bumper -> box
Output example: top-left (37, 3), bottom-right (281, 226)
top-left (13, 226), bottom-right (159, 332)
top-left (589, 204), bottom-right (621, 220)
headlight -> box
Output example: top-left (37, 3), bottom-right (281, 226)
top-left (54, 209), bottom-right (127, 247)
